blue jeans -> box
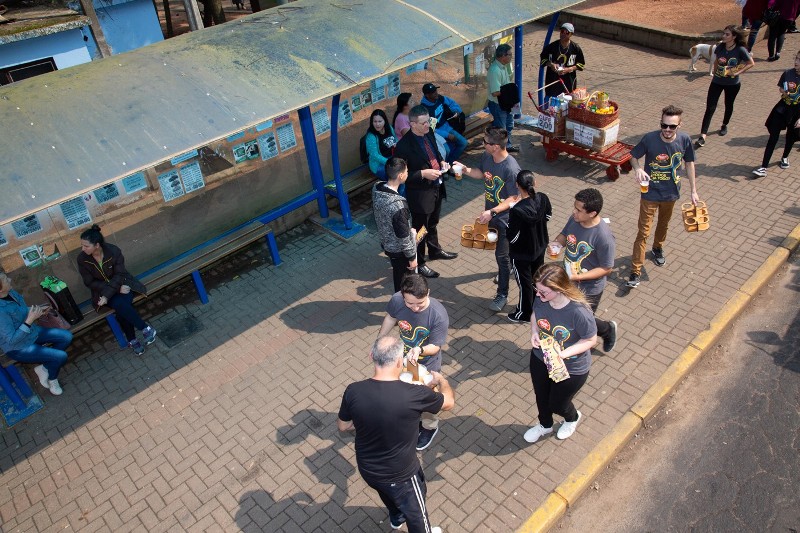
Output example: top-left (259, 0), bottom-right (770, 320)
top-left (488, 100), bottom-right (514, 147)
top-left (6, 328), bottom-right (72, 380)
top-left (365, 467), bottom-right (434, 533)
top-left (436, 123), bottom-right (467, 163)
top-left (108, 292), bottom-right (147, 342)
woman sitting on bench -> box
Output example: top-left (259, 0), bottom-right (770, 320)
top-left (78, 225), bottom-right (157, 355)
top-left (0, 271), bottom-right (72, 396)
top-left (365, 109), bottom-right (397, 180)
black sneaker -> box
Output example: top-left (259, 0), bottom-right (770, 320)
top-left (507, 313), bottom-right (530, 324)
top-left (695, 136), bottom-right (706, 148)
top-left (652, 248), bottom-right (666, 266)
top-left (416, 426), bottom-right (439, 451)
top-left (389, 515), bottom-right (405, 530)
top-left (626, 274), bottom-right (640, 288)
top-left (719, 125), bottom-right (728, 136)
top-left (603, 321), bottom-right (618, 352)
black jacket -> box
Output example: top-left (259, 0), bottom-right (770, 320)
top-left (508, 193), bottom-right (552, 261)
top-left (77, 243), bottom-right (147, 309)
top-left (394, 131), bottom-right (447, 215)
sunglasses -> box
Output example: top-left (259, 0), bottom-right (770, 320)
top-left (482, 139), bottom-right (498, 146)
top-left (660, 123), bottom-right (679, 130)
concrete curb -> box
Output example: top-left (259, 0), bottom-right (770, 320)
top-left (516, 221), bottom-right (800, 533)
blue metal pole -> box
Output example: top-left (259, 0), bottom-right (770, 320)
top-left (514, 25), bottom-right (523, 117)
top-left (329, 94), bottom-right (353, 229)
top-left (538, 13), bottom-right (561, 107)
top-left (297, 106), bottom-right (329, 219)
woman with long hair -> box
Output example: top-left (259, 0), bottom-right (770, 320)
top-left (0, 271), bottom-right (72, 395)
top-left (392, 92), bottom-right (413, 139)
top-left (507, 170), bottom-right (552, 324)
top-left (696, 25), bottom-right (754, 148)
top-left (365, 109), bottom-right (397, 181)
top-left (752, 51), bottom-right (800, 178)
top-left (77, 225), bottom-right (156, 355)
top-left (523, 263), bottom-right (597, 443)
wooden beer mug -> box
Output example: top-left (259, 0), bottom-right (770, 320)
top-left (682, 201), bottom-right (709, 232)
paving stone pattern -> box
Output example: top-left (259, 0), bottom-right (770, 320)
top-left (1, 24), bottom-right (798, 532)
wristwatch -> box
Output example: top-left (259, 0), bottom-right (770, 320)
top-left (490, 210), bottom-right (497, 218)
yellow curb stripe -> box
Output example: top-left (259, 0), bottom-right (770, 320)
top-left (517, 221), bottom-right (800, 533)
top-left (739, 248), bottom-right (789, 297)
top-left (631, 344), bottom-right (702, 420)
top-left (554, 412), bottom-right (643, 506)
top-left (516, 493), bottom-right (567, 533)
top-left (690, 290), bottom-right (751, 353)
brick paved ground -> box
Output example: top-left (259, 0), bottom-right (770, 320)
top-left (1, 24), bottom-right (798, 532)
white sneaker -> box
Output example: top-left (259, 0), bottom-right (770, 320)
top-left (751, 167), bottom-right (767, 178)
top-left (48, 379), bottom-right (63, 396)
top-left (431, 528), bottom-right (443, 533)
top-left (780, 158), bottom-right (790, 169)
top-left (34, 365), bottom-right (49, 388)
top-left (557, 411), bottom-right (583, 440)
top-left (523, 424), bottom-right (553, 443)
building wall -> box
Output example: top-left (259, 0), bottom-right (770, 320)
top-left (0, 29), bottom-right (91, 71)
top-left (94, 0), bottom-right (164, 55)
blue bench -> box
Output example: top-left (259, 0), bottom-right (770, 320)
top-left (324, 165), bottom-right (377, 197)
top-left (0, 363), bottom-right (36, 411)
top-left (73, 221), bottom-right (281, 347)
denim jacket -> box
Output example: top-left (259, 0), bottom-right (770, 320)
top-left (0, 290), bottom-right (40, 353)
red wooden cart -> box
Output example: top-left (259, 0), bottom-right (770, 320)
top-left (527, 90), bottom-right (633, 181)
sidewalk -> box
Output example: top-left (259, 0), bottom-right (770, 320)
top-left (1, 23), bottom-right (799, 532)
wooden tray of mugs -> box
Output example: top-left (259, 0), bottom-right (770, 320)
top-left (682, 201), bottom-right (709, 232)
top-left (461, 219), bottom-right (498, 250)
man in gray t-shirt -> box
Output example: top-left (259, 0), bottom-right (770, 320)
top-left (550, 188), bottom-right (618, 353)
top-left (455, 127), bottom-right (520, 313)
top-left (377, 274), bottom-right (449, 451)
top-left (627, 105), bottom-right (701, 289)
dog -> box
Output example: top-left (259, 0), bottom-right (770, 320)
top-left (689, 43), bottom-right (718, 72)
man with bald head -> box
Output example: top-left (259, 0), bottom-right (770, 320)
top-left (338, 336), bottom-right (454, 533)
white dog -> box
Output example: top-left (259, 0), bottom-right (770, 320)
top-left (689, 43), bottom-right (718, 72)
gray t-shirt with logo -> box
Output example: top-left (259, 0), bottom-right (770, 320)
top-left (561, 218), bottom-right (615, 296)
top-left (386, 292), bottom-right (449, 370)
top-left (630, 130), bottom-right (695, 202)
top-left (532, 299), bottom-right (596, 375)
top-left (480, 152), bottom-right (520, 226)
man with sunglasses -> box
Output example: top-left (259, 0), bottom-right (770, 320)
top-left (395, 105), bottom-right (458, 279)
top-left (540, 22), bottom-right (585, 98)
top-left (626, 105), bottom-right (700, 288)
top-left (454, 127), bottom-right (520, 312)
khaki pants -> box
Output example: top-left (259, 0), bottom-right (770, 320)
top-left (631, 199), bottom-right (676, 275)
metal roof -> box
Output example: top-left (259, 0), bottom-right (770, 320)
top-left (0, 0), bottom-right (582, 225)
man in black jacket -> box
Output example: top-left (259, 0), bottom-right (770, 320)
top-left (394, 105), bottom-right (459, 279)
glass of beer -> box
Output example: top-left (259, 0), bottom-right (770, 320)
top-left (453, 163), bottom-right (464, 181)
top-left (640, 177), bottom-right (649, 193)
top-left (548, 242), bottom-right (562, 259)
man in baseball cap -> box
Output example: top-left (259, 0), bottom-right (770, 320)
top-left (420, 83), bottom-right (468, 162)
top-left (540, 21), bottom-right (586, 98)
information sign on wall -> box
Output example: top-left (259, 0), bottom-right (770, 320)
top-left (93, 183), bottom-right (121, 204)
top-left (276, 123), bottom-right (297, 152)
top-left (122, 172), bottom-right (148, 194)
top-left (60, 197), bottom-right (92, 230)
top-left (258, 132), bottom-right (279, 161)
top-left (158, 170), bottom-right (185, 202)
top-left (180, 162), bottom-right (205, 193)
top-left (12, 215), bottom-right (42, 239)
top-left (312, 107), bottom-right (331, 136)
top-left (0, 229), bottom-right (6, 246)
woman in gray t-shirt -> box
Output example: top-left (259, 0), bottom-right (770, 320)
top-left (523, 263), bottom-right (597, 444)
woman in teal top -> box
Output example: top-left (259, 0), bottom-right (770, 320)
top-left (365, 109), bottom-right (397, 180)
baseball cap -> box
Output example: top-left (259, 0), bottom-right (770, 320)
top-left (561, 23), bottom-right (575, 33)
top-left (422, 83), bottom-right (440, 94)
top-left (495, 44), bottom-right (512, 58)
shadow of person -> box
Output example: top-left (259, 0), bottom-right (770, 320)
top-left (279, 300), bottom-right (386, 333)
top-left (235, 488), bottom-right (385, 532)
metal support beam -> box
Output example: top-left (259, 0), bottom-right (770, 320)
top-left (538, 13), bottom-right (561, 106)
top-left (78, 0), bottom-right (112, 57)
top-left (182, 0), bottom-right (204, 31)
top-left (514, 25), bottom-right (523, 117)
top-left (328, 94), bottom-right (354, 229)
top-left (297, 106), bottom-right (330, 219)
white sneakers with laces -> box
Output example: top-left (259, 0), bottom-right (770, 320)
top-left (34, 364), bottom-right (63, 395)
top-left (557, 410), bottom-right (583, 440)
top-left (523, 424), bottom-right (553, 443)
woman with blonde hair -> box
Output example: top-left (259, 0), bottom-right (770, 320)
top-left (523, 263), bottom-right (597, 443)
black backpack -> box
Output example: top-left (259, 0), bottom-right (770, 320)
top-left (359, 134), bottom-right (369, 164)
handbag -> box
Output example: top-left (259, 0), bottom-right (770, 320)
top-left (37, 307), bottom-right (71, 330)
top-left (762, 8), bottom-right (780, 24)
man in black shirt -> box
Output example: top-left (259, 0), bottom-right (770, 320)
top-left (540, 22), bottom-right (586, 98)
top-left (338, 336), bottom-right (455, 533)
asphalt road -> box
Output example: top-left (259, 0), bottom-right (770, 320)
top-left (558, 253), bottom-right (800, 532)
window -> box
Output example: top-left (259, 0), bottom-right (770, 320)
top-left (0, 58), bottom-right (57, 85)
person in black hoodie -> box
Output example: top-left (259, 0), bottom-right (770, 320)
top-left (507, 170), bottom-right (552, 324)
top-left (78, 225), bottom-right (156, 355)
